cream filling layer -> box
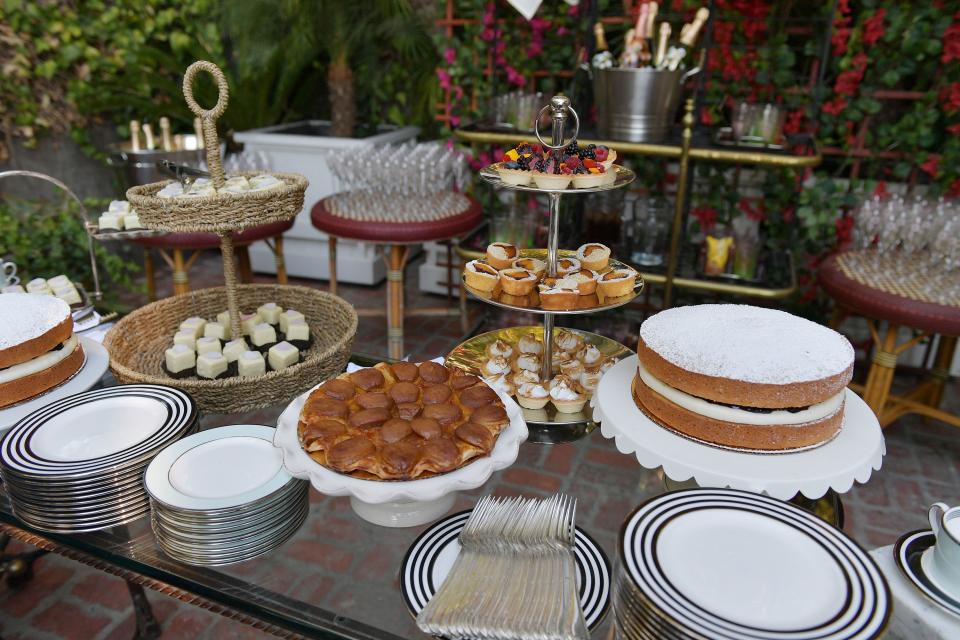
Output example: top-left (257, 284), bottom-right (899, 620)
top-left (636, 359), bottom-right (844, 426)
top-left (0, 335), bottom-right (79, 385)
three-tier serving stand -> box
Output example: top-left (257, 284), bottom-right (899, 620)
top-left (449, 95), bottom-right (639, 443)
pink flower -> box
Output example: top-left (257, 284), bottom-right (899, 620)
top-left (528, 41), bottom-right (543, 57)
top-left (481, 27), bottom-right (495, 41)
top-left (453, 85), bottom-right (464, 101)
top-left (450, 115), bottom-right (461, 127)
top-left (436, 69), bottom-right (451, 90)
top-left (482, 2), bottom-right (495, 27)
top-left (505, 65), bottom-right (526, 87)
top-left (444, 48), bottom-right (456, 65)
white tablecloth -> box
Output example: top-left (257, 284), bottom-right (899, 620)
top-left (870, 545), bottom-right (960, 639)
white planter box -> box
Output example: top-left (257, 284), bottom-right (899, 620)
top-left (234, 121), bottom-right (419, 285)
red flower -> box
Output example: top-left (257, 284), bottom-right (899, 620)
top-left (941, 83), bottom-right (960, 113)
top-left (822, 97), bottom-right (848, 116)
top-left (691, 207), bottom-right (718, 231)
top-left (942, 14), bottom-right (960, 64)
top-left (701, 109), bottom-right (713, 125)
top-left (738, 198), bottom-right (765, 222)
top-left (862, 9), bottom-right (887, 46)
top-left (921, 156), bottom-right (940, 177)
top-left (835, 216), bottom-right (855, 248)
top-left (873, 181), bottom-right (889, 199)
top-left (784, 109), bottom-right (804, 134)
top-left (948, 178), bottom-right (960, 198)
top-left (948, 123), bottom-right (960, 135)
top-left (781, 207), bottom-right (795, 224)
top-left (832, 28), bottom-right (852, 57)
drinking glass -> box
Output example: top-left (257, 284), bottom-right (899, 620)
top-left (631, 198), bottom-right (671, 267)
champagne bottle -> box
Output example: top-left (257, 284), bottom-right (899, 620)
top-left (130, 120), bottom-right (141, 152)
top-left (159, 117), bottom-right (173, 151)
top-left (193, 117), bottom-right (205, 150)
top-left (654, 22), bottom-right (671, 69)
top-left (591, 22), bottom-right (614, 69)
top-left (142, 123), bottom-right (156, 151)
top-left (664, 7), bottom-right (709, 70)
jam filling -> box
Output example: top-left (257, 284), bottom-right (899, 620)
top-left (701, 395), bottom-right (809, 414)
top-left (0, 341), bottom-right (67, 372)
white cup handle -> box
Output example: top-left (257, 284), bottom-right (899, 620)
top-left (930, 502), bottom-right (949, 537)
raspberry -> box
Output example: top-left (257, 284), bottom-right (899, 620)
top-left (594, 147), bottom-right (608, 162)
top-left (565, 155), bottom-right (580, 169)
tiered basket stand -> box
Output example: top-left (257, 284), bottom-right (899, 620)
top-left (458, 95), bottom-right (639, 443)
top-left (104, 61), bottom-right (355, 413)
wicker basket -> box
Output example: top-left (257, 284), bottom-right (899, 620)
top-left (125, 60), bottom-right (307, 235)
top-left (104, 284), bottom-right (357, 414)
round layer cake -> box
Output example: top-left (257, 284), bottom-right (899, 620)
top-left (633, 304), bottom-right (854, 451)
top-left (0, 293), bottom-right (84, 408)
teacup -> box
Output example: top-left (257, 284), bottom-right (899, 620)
top-left (927, 502), bottom-right (960, 595)
top-left (1, 261), bottom-right (18, 286)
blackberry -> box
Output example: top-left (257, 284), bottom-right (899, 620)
top-left (565, 142), bottom-right (580, 155)
top-left (579, 149), bottom-right (596, 160)
top-left (534, 159), bottom-right (547, 172)
top-left (516, 156), bottom-right (529, 170)
top-left (587, 144), bottom-right (596, 150)
top-left (573, 166), bottom-right (587, 174)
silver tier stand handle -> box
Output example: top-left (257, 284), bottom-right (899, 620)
top-left (0, 170), bottom-right (103, 301)
top-left (533, 95), bottom-right (580, 382)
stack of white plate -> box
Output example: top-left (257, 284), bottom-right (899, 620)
top-left (145, 424), bottom-right (308, 566)
top-left (615, 488), bottom-right (891, 640)
top-left (0, 385), bottom-right (198, 533)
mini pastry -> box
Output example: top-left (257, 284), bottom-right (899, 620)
top-left (1, 285), bottom-right (25, 294)
top-left (204, 321), bottom-right (230, 341)
top-left (556, 258), bottom-right (581, 276)
top-left (47, 275), bottom-right (71, 289)
top-left (123, 211), bottom-right (143, 230)
top-left (517, 382), bottom-right (550, 409)
top-left (485, 339), bottom-right (513, 360)
top-left (512, 369), bottom-right (540, 386)
top-left (98, 212), bottom-right (124, 231)
top-left (26, 278), bottom-right (50, 294)
top-left (240, 312), bottom-right (260, 336)
top-left (499, 268), bottom-right (537, 295)
top-left (249, 174), bottom-right (283, 192)
top-left (560, 358), bottom-right (584, 380)
top-left (576, 243), bottom-right (611, 271)
top-left (518, 334), bottom-right (543, 355)
top-left (237, 351), bottom-right (266, 377)
top-left (217, 310), bottom-right (231, 327)
top-left (597, 268), bottom-right (637, 298)
top-left (464, 260), bottom-right (500, 292)
top-left (571, 163), bottom-right (607, 189)
top-left (279, 309), bottom-right (305, 334)
top-left (499, 143), bottom-right (542, 186)
top-left (499, 292), bottom-right (536, 307)
top-left (551, 348), bottom-right (573, 375)
top-left (569, 268), bottom-right (599, 295)
top-left (497, 163), bottom-right (533, 186)
top-left (179, 316), bottom-right (206, 339)
top-left (511, 257), bottom-right (546, 280)
top-left (257, 302), bottom-right (283, 325)
top-left (268, 341), bottom-right (299, 371)
top-left (516, 353), bottom-right (540, 373)
top-left (250, 322), bottom-right (278, 349)
top-left (285, 319), bottom-right (311, 348)
top-left (578, 344), bottom-right (604, 370)
top-left (532, 169), bottom-right (573, 190)
top-left (223, 338), bottom-right (248, 362)
top-left (173, 330), bottom-right (196, 350)
top-left (224, 176), bottom-right (251, 192)
top-left (538, 278), bottom-right (579, 311)
top-left (108, 200), bottom-right (130, 214)
top-left (164, 344), bottom-right (196, 378)
top-left (579, 370), bottom-right (602, 394)
top-left (196, 336), bottom-right (221, 355)
top-left (53, 285), bottom-right (81, 305)
top-left (549, 376), bottom-right (586, 413)
top-left (484, 374), bottom-right (515, 397)
top-left (599, 359), bottom-right (615, 374)
top-left (196, 352), bottom-right (228, 379)
top-left (482, 356), bottom-right (511, 377)
top-left (556, 330), bottom-right (584, 354)
top-left (485, 243), bottom-right (519, 270)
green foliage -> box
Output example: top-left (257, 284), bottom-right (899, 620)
top-left (0, 198), bottom-right (142, 307)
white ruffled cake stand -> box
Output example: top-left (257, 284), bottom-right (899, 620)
top-left (592, 356), bottom-right (885, 501)
top-left (274, 385), bottom-right (528, 527)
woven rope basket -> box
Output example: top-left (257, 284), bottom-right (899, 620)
top-left (125, 60), bottom-right (307, 235)
top-left (104, 284), bottom-right (357, 414)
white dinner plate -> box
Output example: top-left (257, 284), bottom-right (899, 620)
top-left (620, 488), bottom-right (890, 639)
top-left (401, 509), bottom-right (612, 631)
top-left (0, 336), bottom-right (108, 433)
top-left (895, 530), bottom-right (960, 618)
top-left (145, 425), bottom-right (292, 512)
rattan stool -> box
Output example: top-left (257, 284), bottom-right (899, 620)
top-left (311, 193), bottom-right (482, 360)
top-left (134, 219), bottom-right (293, 299)
top-left (820, 250), bottom-right (959, 428)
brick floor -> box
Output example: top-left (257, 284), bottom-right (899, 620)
top-left (1, 250), bottom-right (958, 639)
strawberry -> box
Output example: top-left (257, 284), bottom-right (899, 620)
top-left (583, 158), bottom-right (598, 169)
top-left (594, 147), bottom-right (608, 162)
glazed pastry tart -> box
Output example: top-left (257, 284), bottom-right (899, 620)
top-left (511, 257), bottom-right (546, 279)
top-left (597, 268), bottom-right (637, 298)
top-left (576, 243), bottom-right (611, 271)
top-left (464, 260), bottom-right (500, 292)
top-left (486, 242), bottom-right (519, 269)
top-left (499, 268), bottom-right (538, 295)
top-left (568, 268), bottom-right (600, 295)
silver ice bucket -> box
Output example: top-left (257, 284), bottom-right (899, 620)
top-left (105, 136), bottom-right (205, 188)
top-left (593, 67), bottom-right (694, 142)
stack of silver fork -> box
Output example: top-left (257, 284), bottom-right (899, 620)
top-left (417, 493), bottom-right (588, 640)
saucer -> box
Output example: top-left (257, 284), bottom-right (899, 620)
top-left (894, 529), bottom-right (960, 617)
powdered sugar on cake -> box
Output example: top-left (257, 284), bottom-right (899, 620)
top-left (0, 293), bottom-right (70, 350)
top-left (639, 304), bottom-right (854, 384)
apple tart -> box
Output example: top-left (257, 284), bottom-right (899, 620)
top-left (298, 361), bottom-right (510, 480)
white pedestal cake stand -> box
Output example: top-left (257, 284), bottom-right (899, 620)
top-left (274, 385), bottom-right (528, 527)
top-left (592, 356), bottom-right (885, 501)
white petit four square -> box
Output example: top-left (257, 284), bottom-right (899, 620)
top-left (165, 344), bottom-right (195, 373)
top-left (250, 322), bottom-right (277, 347)
top-left (98, 212), bottom-right (124, 230)
top-left (196, 336), bottom-right (221, 355)
top-left (196, 352), bottom-right (228, 379)
top-left (53, 286), bottom-right (82, 305)
top-left (249, 174), bottom-right (282, 191)
top-left (123, 212), bottom-right (143, 230)
top-left (179, 316), bottom-right (206, 338)
top-left (257, 302), bottom-right (282, 324)
top-left (47, 275), bottom-right (71, 289)
top-left (222, 339), bottom-right (248, 362)
top-left (26, 278), bottom-right (50, 294)
top-left (216, 310), bottom-right (230, 327)
top-left (240, 312), bottom-right (261, 336)
top-left (268, 341), bottom-right (299, 371)
top-left (173, 330), bottom-right (196, 350)
top-left (285, 319), bottom-right (310, 342)
top-left (1, 285), bottom-right (25, 294)
top-left (204, 321), bottom-right (230, 341)
top-left (238, 351), bottom-right (266, 377)
top-left (108, 200), bottom-right (130, 214)
top-left (157, 183), bottom-right (183, 198)
top-left (279, 309), bottom-right (305, 334)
